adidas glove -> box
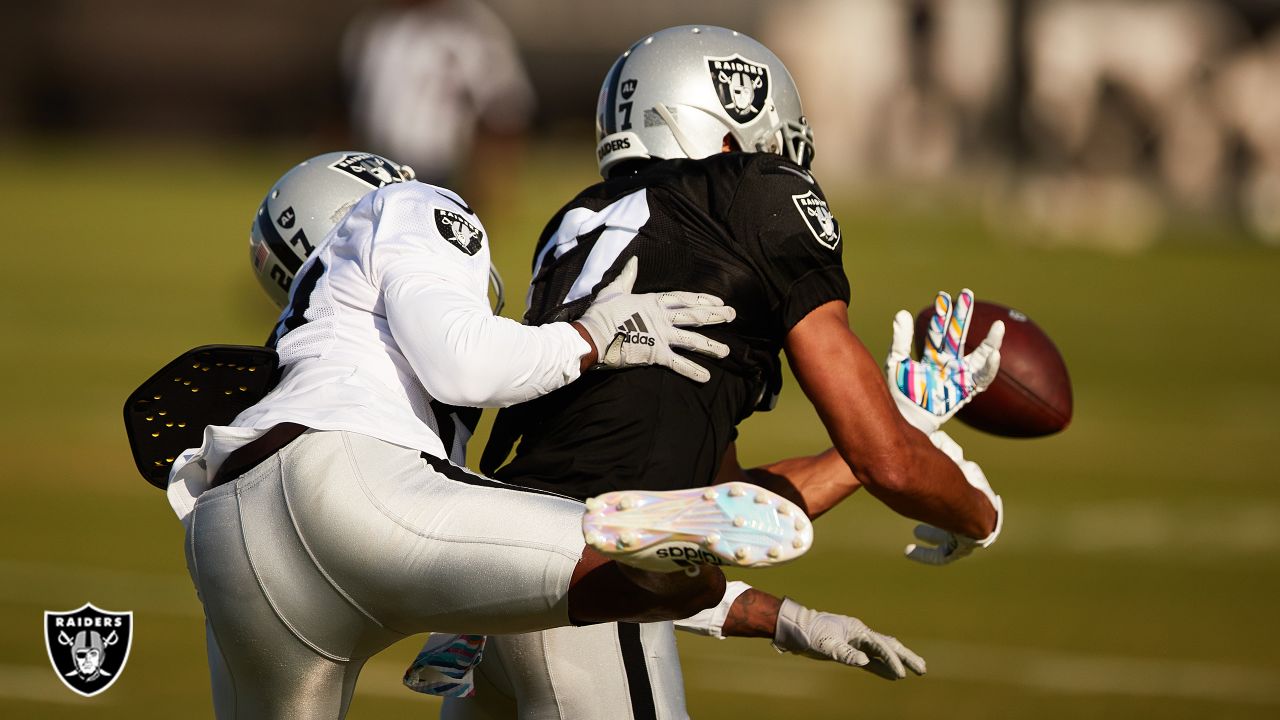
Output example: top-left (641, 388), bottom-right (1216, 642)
top-left (886, 289), bottom-right (1004, 435)
top-left (576, 257), bottom-right (735, 383)
top-left (773, 598), bottom-right (927, 680)
top-left (904, 429), bottom-right (1004, 565)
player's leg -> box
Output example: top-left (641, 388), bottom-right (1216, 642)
top-left (568, 544), bottom-right (724, 625)
top-left (187, 430), bottom-right (798, 718)
top-left (458, 623), bottom-right (688, 720)
top-left (185, 479), bottom-right (376, 718)
top-left (637, 622), bottom-right (688, 719)
top-left (305, 430), bottom-right (725, 632)
top-left (202, 620), bottom-right (367, 719)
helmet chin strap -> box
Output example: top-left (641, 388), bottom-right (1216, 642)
top-left (749, 105), bottom-right (787, 155)
top-left (654, 102), bottom-right (811, 167)
top-left (653, 103), bottom-right (704, 160)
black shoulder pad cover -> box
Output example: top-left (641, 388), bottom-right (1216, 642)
top-left (123, 345), bottom-right (280, 489)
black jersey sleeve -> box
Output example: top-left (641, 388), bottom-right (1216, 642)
top-left (725, 155), bottom-right (850, 333)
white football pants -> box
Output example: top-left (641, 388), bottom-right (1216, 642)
top-left (184, 430), bottom-right (587, 719)
top-left (439, 622), bottom-right (688, 720)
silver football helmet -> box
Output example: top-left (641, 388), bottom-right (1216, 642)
top-left (594, 25), bottom-right (814, 177)
top-left (249, 151), bottom-right (414, 307)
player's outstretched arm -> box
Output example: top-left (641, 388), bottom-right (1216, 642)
top-left (676, 584), bottom-right (925, 680)
top-left (714, 442), bottom-right (861, 520)
top-left (784, 300), bottom-right (997, 540)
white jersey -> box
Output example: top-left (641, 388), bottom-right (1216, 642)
top-left (166, 181), bottom-right (588, 523)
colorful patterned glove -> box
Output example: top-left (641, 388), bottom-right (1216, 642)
top-left (403, 633), bottom-right (486, 698)
top-left (886, 289), bottom-right (1004, 435)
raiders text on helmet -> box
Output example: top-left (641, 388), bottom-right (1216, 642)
top-left (249, 151), bottom-right (414, 308)
top-left (594, 26), bottom-right (815, 177)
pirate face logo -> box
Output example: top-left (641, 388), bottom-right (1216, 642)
top-left (433, 208), bottom-right (484, 256)
top-left (707, 54), bottom-right (771, 124)
top-left (329, 153), bottom-right (404, 189)
top-left (792, 190), bottom-right (841, 250)
top-left (44, 603), bottom-right (133, 697)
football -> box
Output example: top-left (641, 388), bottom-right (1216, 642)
top-left (914, 300), bottom-right (1072, 437)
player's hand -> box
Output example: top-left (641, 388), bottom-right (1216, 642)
top-left (904, 429), bottom-right (1003, 565)
top-left (885, 289), bottom-right (1004, 434)
top-left (773, 598), bottom-right (926, 680)
top-left (576, 257), bottom-right (735, 383)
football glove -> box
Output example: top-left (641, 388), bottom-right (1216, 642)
top-left (886, 289), bottom-right (1004, 435)
top-left (403, 633), bottom-right (486, 698)
top-left (903, 429), bottom-right (1004, 565)
top-left (577, 257), bottom-right (735, 383)
top-left (773, 598), bottom-right (927, 680)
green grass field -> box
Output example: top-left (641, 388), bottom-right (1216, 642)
top-left (1, 140), bottom-right (1277, 718)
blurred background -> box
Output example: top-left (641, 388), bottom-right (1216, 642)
top-left (1, 0), bottom-right (1278, 718)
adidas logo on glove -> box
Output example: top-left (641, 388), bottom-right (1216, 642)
top-left (574, 256), bottom-right (733, 383)
top-left (615, 314), bottom-right (656, 347)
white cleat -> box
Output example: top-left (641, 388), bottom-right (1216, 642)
top-left (581, 481), bottom-right (814, 572)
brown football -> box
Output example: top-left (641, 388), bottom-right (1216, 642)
top-left (913, 300), bottom-right (1072, 437)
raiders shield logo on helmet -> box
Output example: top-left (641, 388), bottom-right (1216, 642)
top-left (792, 191), bottom-right (841, 250)
top-left (329, 153), bottom-right (403, 189)
top-left (707, 54), bottom-right (771, 124)
top-left (434, 208), bottom-right (484, 255)
top-left (44, 603), bottom-right (133, 697)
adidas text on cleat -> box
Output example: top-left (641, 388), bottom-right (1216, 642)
top-left (581, 482), bottom-right (814, 572)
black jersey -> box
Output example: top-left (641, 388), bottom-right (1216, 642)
top-left (481, 152), bottom-right (848, 499)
